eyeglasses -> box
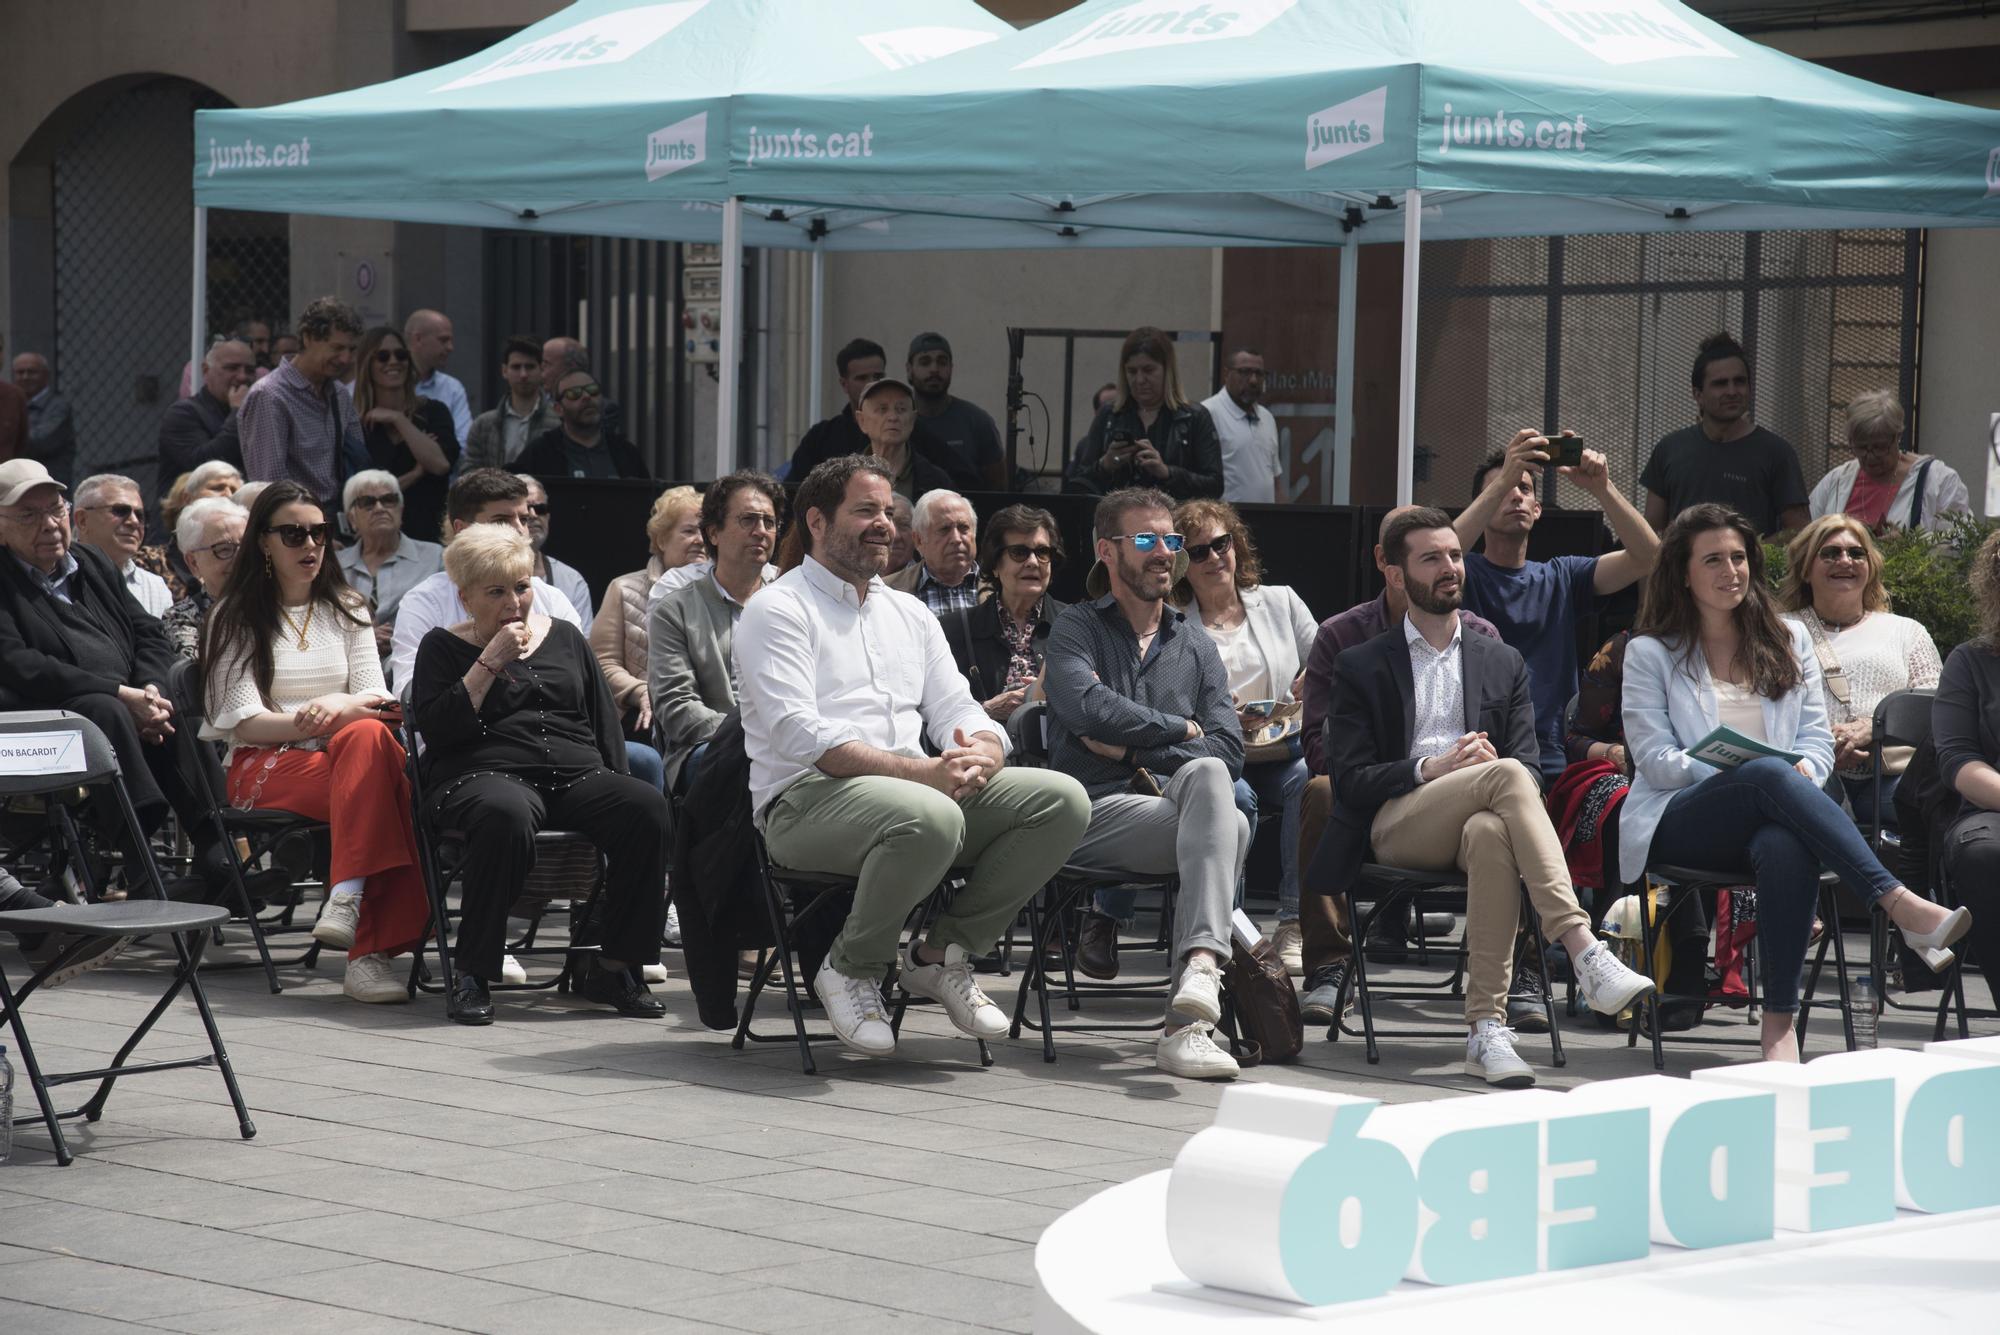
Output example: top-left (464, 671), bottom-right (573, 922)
top-left (372, 348), bottom-right (411, 365)
top-left (1002, 543), bottom-right (1056, 564)
top-left (559, 383), bottom-right (601, 402)
top-left (1, 500), bottom-right (68, 527)
top-left (350, 494), bottom-right (401, 511)
top-left (733, 513), bottom-right (779, 532)
top-left (82, 502), bottom-right (144, 523)
top-left (1184, 534), bottom-right (1234, 563)
top-left (269, 523), bottom-right (329, 549)
top-left (1818, 544), bottom-right (1869, 563)
top-left (1108, 532), bottom-right (1184, 554)
top-left (198, 540), bottom-right (241, 562)
top-left (527, 502), bottom-right (551, 516)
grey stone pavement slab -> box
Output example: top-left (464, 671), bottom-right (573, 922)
top-left (0, 928), bottom-right (1986, 1332)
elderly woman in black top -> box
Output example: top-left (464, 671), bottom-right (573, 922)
top-left (947, 504), bottom-right (1068, 735)
top-left (1926, 528), bottom-right (2000, 1009)
top-left (409, 523), bottom-right (669, 1026)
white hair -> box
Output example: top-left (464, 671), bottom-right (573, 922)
top-left (182, 459), bottom-right (242, 499)
top-left (73, 474), bottom-right (142, 510)
top-left (912, 488), bottom-right (969, 534)
top-left (343, 468), bottom-right (402, 510)
top-left (176, 496), bottom-right (246, 553)
top-left (202, 339), bottom-right (250, 371)
top-left (513, 473), bottom-right (546, 499)
top-left (232, 480), bottom-right (271, 513)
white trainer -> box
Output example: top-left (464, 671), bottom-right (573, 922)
top-left (343, 952), bottom-right (407, 1004)
top-left (641, 962), bottom-right (669, 984)
top-left (1157, 1022), bottom-right (1240, 1080)
top-left (1465, 1019), bottom-right (1536, 1087)
top-left (813, 959), bottom-right (896, 1056)
top-left (1574, 941), bottom-right (1655, 1017)
top-left (1271, 920), bottom-right (1304, 977)
top-left (312, 893), bottom-right (360, 950)
top-left (662, 901), bottom-right (683, 948)
top-left (899, 941), bottom-right (1007, 1039)
top-left (500, 954), bottom-right (528, 985)
top-left (1169, 954), bottom-right (1225, 1025)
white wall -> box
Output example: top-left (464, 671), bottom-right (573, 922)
top-left (1915, 89), bottom-right (2000, 511)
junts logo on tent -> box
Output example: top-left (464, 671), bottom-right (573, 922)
top-left (1305, 87), bottom-right (1387, 171)
top-left (1018, 0), bottom-right (1296, 70)
top-left (206, 136), bottom-right (312, 176)
top-left (743, 125), bottom-right (876, 167)
top-left (1437, 103), bottom-right (1590, 155)
top-left (1518, 0), bottom-right (1734, 65)
top-left (859, 26), bottom-right (1002, 70)
top-left (645, 113), bottom-right (707, 182)
top-left (438, 1), bottom-right (708, 91)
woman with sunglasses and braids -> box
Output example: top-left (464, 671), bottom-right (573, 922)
top-left (200, 481), bottom-right (428, 1005)
top-left (1171, 497), bottom-right (1318, 973)
top-left (353, 326), bottom-right (458, 543)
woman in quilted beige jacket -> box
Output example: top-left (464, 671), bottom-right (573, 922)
top-left (591, 485), bottom-right (706, 736)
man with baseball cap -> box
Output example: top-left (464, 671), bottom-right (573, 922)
top-left (786, 336), bottom-right (978, 491)
top-left (907, 332), bottom-right (1005, 491)
top-left (857, 376), bottom-right (954, 503)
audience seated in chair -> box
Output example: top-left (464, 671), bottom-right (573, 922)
top-left (1309, 507), bottom-right (1656, 1087)
top-left (408, 523), bottom-right (670, 1026)
top-left (335, 469), bottom-right (443, 661)
top-left (163, 496), bottom-right (246, 661)
top-left (1042, 487), bottom-right (1250, 1081)
top-left (198, 480), bottom-right (427, 1004)
top-left (593, 484), bottom-right (706, 755)
top-left (886, 488), bottom-right (980, 613)
top-left (1619, 503), bottom-right (1968, 1062)
top-left (733, 454), bottom-right (1091, 1059)
top-left (943, 503), bottom-right (1067, 754)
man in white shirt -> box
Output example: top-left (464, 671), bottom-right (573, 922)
top-left (71, 474), bottom-right (172, 617)
top-left (736, 455), bottom-right (1091, 1058)
top-left (516, 475), bottom-right (593, 620)
top-left (1202, 348), bottom-right (1282, 505)
top-left (405, 309), bottom-right (474, 446)
top-left (389, 469), bottom-right (579, 692)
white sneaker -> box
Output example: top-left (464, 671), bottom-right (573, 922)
top-left (1271, 920), bottom-right (1304, 977)
top-left (343, 952), bottom-right (407, 1004)
top-left (1465, 1019), bottom-right (1535, 1087)
top-left (499, 954), bottom-right (528, 985)
top-left (1574, 941), bottom-right (1655, 1017)
top-left (899, 941), bottom-right (1007, 1039)
top-left (641, 962), bottom-right (668, 984)
top-left (1169, 955), bottom-right (1224, 1025)
top-left (1157, 1022), bottom-right (1239, 1080)
top-left (813, 959), bottom-right (896, 1056)
top-left (312, 893), bottom-right (360, 950)
top-left (662, 901), bottom-right (683, 947)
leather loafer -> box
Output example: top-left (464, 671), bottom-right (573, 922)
top-left (1077, 911), bottom-right (1121, 981)
top-left (581, 964), bottom-right (667, 1018)
top-left (451, 972), bottom-right (494, 1026)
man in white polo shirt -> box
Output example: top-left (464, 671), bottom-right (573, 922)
top-left (1202, 348), bottom-right (1282, 505)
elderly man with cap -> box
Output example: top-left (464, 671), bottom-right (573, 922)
top-left (0, 459), bottom-right (238, 901)
top-left (857, 376), bottom-right (954, 504)
top-left (1041, 485), bottom-right (1250, 1081)
top-left (907, 332), bottom-right (1005, 491)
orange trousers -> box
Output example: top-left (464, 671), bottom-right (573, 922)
top-left (226, 718), bottom-right (429, 960)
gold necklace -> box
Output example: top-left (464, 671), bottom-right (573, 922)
top-left (278, 601), bottom-right (315, 651)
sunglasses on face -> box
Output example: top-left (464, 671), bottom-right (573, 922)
top-left (350, 493), bottom-right (401, 511)
top-left (1184, 534), bottom-right (1234, 563)
top-left (85, 503), bottom-right (144, 523)
top-left (373, 348), bottom-right (411, 365)
top-left (559, 383), bottom-right (601, 402)
top-left (1818, 544), bottom-right (1868, 563)
top-left (1002, 543), bottom-right (1055, 564)
top-left (269, 523), bottom-right (329, 549)
top-left (1110, 532), bottom-right (1185, 554)
top-left (527, 502), bottom-right (551, 516)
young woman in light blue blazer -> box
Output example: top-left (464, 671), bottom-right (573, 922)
top-left (1619, 504), bottom-right (1969, 1061)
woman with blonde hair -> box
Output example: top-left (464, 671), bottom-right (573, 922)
top-left (591, 484), bottom-right (703, 783)
top-left (1780, 513), bottom-right (1941, 819)
top-left (1066, 326), bottom-right (1222, 499)
top-left (1807, 389), bottom-right (1968, 533)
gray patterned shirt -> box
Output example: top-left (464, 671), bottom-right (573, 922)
top-left (1405, 614), bottom-right (1465, 784)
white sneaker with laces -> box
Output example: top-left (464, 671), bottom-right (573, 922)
top-left (343, 952), bottom-right (407, 1004)
top-left (813, 959), bottom-right (896, 1056)
top-left (899, 941), bottom-right (1007, 1038)
top-left (1157, 1022), bottom-right (1240, 1080)
top-left (312, 893), bottom-right (360, 950)
top-left (662, 901), bottom-right (683, 948)
top-left (1574, 941), bottom-right (1655, 1016)
top-left (641, 962), bottom-right (669, 984)
top-left (1169, 955), bottom-right (1224, 1025)
top-left (500, 954), bottom-right (528, 985)
top-left (1465, 1019), bottom-right (1535, 1087)
top-left (1271, 920), bottom-right (1304, 977)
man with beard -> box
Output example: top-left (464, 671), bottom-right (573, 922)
top-left (735, 455), bottom-right (1091, 1059)
top-left (1043, 487), bottom-right (1250, 1081)
top-left (1640, 332), bottom-right (1807, 538)
top-left (515, 366), bottom-right (649, 480)
top-left (1309, 509), bottom-right (1653, 1088)
top-left (906, 333), bottom-right (1004, 491)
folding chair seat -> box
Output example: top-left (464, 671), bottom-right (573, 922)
top-left (736, 834), bottom-right (991, 1074)
top-left (0, 709), bottom-right (254, 1165)
top-left (1328, 863), bottom-right (1565, 1067)
top-left (1008, 866), bottom-right (1180, 1064)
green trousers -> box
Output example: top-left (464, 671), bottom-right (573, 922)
top-left (761, 766), bottom-right (1092, 981)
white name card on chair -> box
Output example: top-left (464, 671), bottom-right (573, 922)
top-left (0, 730), bottom-right (86, 777)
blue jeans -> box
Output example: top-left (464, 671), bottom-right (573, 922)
top-left (1238, 756), bottom-right (1308, 919)
top-left (1648, 756), bottom-right (1900, 1013)
top-left (625, 740), bottom-right (665, 792)
top-left (1827, 771), bottom-right (1899, 831)
top-left (1094, 774), bottom-right (1256, 924)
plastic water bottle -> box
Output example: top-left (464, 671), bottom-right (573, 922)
top-left (0, 1044), bottom-right (13, 1165)
top-left (1851, 975), bottom-right (1879, 1049)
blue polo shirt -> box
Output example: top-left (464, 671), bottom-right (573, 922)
top-left (1461, 552), bottom-right (1598, 780)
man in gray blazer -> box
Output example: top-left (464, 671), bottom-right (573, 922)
top-left (647, 470), bottom-right (783, 792)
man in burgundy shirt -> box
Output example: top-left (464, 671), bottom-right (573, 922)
top-left (1296, 505), bottom-right (1500, 1021)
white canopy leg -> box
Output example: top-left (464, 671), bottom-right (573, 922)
top-left (1332, 225), bottom-right (1358, 505)
top-left (1396, 188), bottom-right (1422, 506)
top-left (714, 196), bottom-right (744, 480)
top-left (808, 243), bottom-right (825, 423)
top-left (190, 205), bottom-right (208, 388)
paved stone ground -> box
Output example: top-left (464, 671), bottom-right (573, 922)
top-left (0, 926), bottom-right (1986, 1333)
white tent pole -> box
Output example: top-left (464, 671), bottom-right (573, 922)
top-left (1395, 188), bottom-right (1422, 506)
top-left (190, 205), bottom-right (208, 388)
top-left (1332, 226), bottom-right (1358, 505)
top-left (715, 196), bottom-right (744, 480)
top-left (808, 243), bottom-right (825, 422)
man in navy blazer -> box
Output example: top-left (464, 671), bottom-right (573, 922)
top-left (1308, 508), bottom-right (1652, 1086)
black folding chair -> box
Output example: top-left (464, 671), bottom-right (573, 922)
top-left (1859, 688), bottom-right (1961, 1025)
top-left (1008, 865), bottom-right (1181, 1063)
top-left (0, 710), bottom-right (254, 1165)
top-left (166, 659), bottom-right (329, 993)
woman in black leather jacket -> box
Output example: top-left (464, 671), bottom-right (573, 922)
top-left (1067, 326), bottom-right (1223, 500)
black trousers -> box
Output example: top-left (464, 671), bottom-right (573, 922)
top-left (1939, 811), bottom-right (2000, 1011)
top-left (59, 691), bottom-right (228, 891)
top-left (433, 769), bottom-right (670, 982)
